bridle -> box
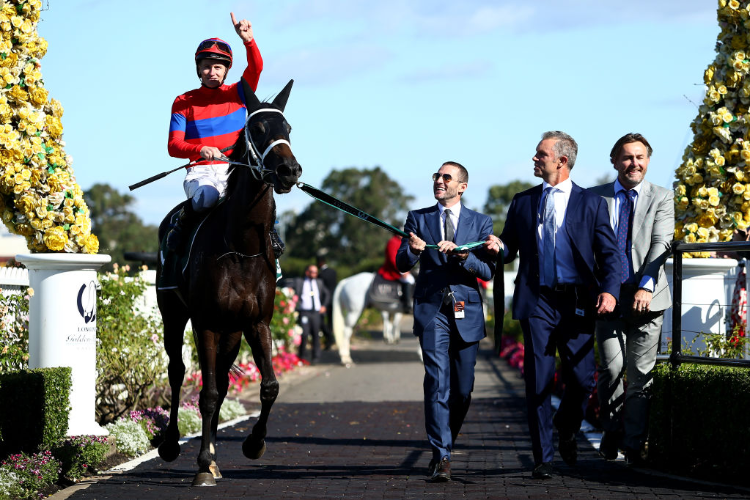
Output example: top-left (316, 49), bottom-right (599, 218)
top-left (219, 107), bottom-right (292, 184)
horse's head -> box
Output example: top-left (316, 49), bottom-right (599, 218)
top-left (237, 78), bottom-right (302, 194)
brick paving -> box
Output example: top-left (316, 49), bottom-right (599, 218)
top-left (54, 333), bottom-right (750, 500)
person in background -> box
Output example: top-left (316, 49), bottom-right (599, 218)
top-left (293, 265), bottom-right (331, 365)
top-left (317, 255), bottom-right (337, 350)
top-left (589, 133), bottom-right (673, 465)
top-left (378, 234), bottom-right (415, 313)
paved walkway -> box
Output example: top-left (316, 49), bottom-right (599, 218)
top-left (53, 322), bottom-right (750, 499)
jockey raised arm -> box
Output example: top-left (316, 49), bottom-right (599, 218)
top-left (165, 12), bottom-right (284, 257)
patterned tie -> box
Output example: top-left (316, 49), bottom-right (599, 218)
top-left (444, 208), bottom-right (455, 242)
top-left (541, 187), bottom-right (556, 287)
top-left (618, 190), bottom-right (636, 283)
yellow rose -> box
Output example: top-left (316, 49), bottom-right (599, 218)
top-left (28, 86), bottom-right (47, 107)
top-left (43, 226), bottom-right (67, 251)
top-left (83, 234), bottom-right (99, 254)
top-left (733, 182), bottom-right (745, 194)
top-left (685, 233), bottom-right (697, 243)
top-left (709, 195), bottom-right (721, 206)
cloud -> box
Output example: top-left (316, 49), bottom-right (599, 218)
top-left (264, 0), bottom-right (713, 39)
top-left (262, 44), bottom-right (393, 86)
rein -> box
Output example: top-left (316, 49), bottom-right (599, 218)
top-left (296, 182), bottom-right (485, 252)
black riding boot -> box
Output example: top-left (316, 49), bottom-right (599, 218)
top-left (401, 282), bottom-right (414, 313)
top-left (270, 227), bottom-right (285, 258)
top-left (166, 205), bottom-right (198, 252)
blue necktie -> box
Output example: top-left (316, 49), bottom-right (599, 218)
top-left (618, 190), bottom-right (636, 283)
top-left (541, 187), bottom-right (556, 287)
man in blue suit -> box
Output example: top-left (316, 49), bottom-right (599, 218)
top-left (396, 161), bottom-right (495, 482)
top-left (485, 131), bottom-right (620, 479)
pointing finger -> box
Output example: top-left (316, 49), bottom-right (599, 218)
top-left (230, 12), bottom-right (238, 26)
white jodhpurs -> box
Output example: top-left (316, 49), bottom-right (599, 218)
top-left (183, 163), bottom-right (230, 212)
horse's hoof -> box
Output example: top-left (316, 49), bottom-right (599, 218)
top-left (243, 438), bottom-right (267, 460)
top-left (191, 472), bottom-right (217, 487)
top-left (209, 462), bottom-right (222, 479)
top-left (158, 441), bottom-right (181, 462)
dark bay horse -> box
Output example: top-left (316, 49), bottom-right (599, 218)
top-left (155, 78), bottom-right (302, 486)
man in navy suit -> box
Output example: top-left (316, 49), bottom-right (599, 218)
top-left (485, 131), bottom-right (620, 479)
top-left (396, 161), bottom-right (495, 482)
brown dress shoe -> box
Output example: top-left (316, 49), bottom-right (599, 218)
top-left (430, 457), bottom-right (451, 482)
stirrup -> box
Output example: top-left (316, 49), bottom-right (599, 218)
top-left (166, 208), bottom-right (188, 252)
top-left (271, 229), bottom-right (285, 258)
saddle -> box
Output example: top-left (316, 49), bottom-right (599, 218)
top-left (366, 273), bottom-right (403, 309)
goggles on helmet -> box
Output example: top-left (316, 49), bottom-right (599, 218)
top-left (196, 38), bottom-right (232, 56)
top-left (195, 38), bottom-right (233, 69)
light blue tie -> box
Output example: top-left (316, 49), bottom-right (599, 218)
top-left (541, 187), bottom-right (556, 287)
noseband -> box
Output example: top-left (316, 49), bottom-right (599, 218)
top-left (242, 108), bottom-right (291, 183)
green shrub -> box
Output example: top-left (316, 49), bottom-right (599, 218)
top-left (96, 266), bottom-right (167, 425)
top-left (51, 435), bottom-right (109, 480)
top-left (0, 367), bottom-right (71, 455)
top-left (649, 363), bottom-right (750, 484)
top-left (219, 398), bottom-right (246, 421)
top-left (177, 407), bottom-right (202, 436)
top-left (0, 288), bottom-right (31, 373)
top-left (105, 419), bottom-right (150, 458)
top-left (0, 450), bottom-right (61, 499)
top-left (0, 467), bottom-right (23, 500)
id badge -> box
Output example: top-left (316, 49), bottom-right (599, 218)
top-left (454, 300), bottom-right (465, 319)
top-left (575, 308), bottom-right (585, 317)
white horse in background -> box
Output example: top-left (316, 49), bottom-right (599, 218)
top-left (331, 272), bottom-right (405, 366)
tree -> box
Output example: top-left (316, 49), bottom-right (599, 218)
top-left (484, 180), bottom-right (535, 234)
top-left (83, 183), bottom-right (158, 270)
top-left (282, 167), bottom-right (414, 277)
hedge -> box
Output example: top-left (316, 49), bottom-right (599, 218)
top-left (649, 362), bottom-right (750, 484)
top-left (0, 367), bottom-right (71, 455)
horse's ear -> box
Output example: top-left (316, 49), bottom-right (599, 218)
top-left (272, 79), bottom-right (294, 111)
top-left (242, 77), bottom-right (262, 111)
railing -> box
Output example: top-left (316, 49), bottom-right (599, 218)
top-left (670, 240), bottom-right (750, 368)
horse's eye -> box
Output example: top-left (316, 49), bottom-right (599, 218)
top-left (286, 123), bottom-right (292, 134)
top-left (252, 122), bottom-right (266, 136)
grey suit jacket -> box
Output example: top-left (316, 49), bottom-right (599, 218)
top-left (589, 179), bottom-right (674, 312)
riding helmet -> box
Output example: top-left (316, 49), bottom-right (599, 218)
top-left (195, 38), bottom-right (233, 76)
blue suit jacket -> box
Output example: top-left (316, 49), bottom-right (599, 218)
top-left (396, 203), bottom-right (496, 343)
top-left (500, 182), bottom-right (620, 320)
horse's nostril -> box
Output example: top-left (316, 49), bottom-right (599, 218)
top-left (277, 165), bottom-right (292, 178)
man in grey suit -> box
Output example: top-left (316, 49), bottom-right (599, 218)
top-left (589, 133), bottom-right (674, 465)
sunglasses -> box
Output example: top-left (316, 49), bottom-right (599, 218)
top-left (197, 39), bottom-right (232, 54)
top-left (432, 173), bottom-right (454, 182)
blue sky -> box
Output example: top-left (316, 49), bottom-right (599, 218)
top-left (37, 0), bottom-right (717, 227)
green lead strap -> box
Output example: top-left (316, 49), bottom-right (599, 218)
top-left (297, 182), bottom-right (485, 251)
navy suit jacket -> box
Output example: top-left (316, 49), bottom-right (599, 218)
top-left (500, 182), bottom-right (620, 320)
top-left (396, 203), bottom-right (496, 343)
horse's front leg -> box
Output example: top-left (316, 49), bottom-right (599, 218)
top-left (157, 292), bottom-right (188, 463)
top-left (192, 329), bottom-right (220, 487)
top-left (242, 322), bottom-right (279, 459)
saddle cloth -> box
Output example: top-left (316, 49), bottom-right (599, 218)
top-left (367, 273), bottom-right (402, 307)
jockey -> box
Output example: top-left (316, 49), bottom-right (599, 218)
top-left (166, 12), bottom-right (284, 257)
top-left (378, 235), bottom-right (415, 313)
